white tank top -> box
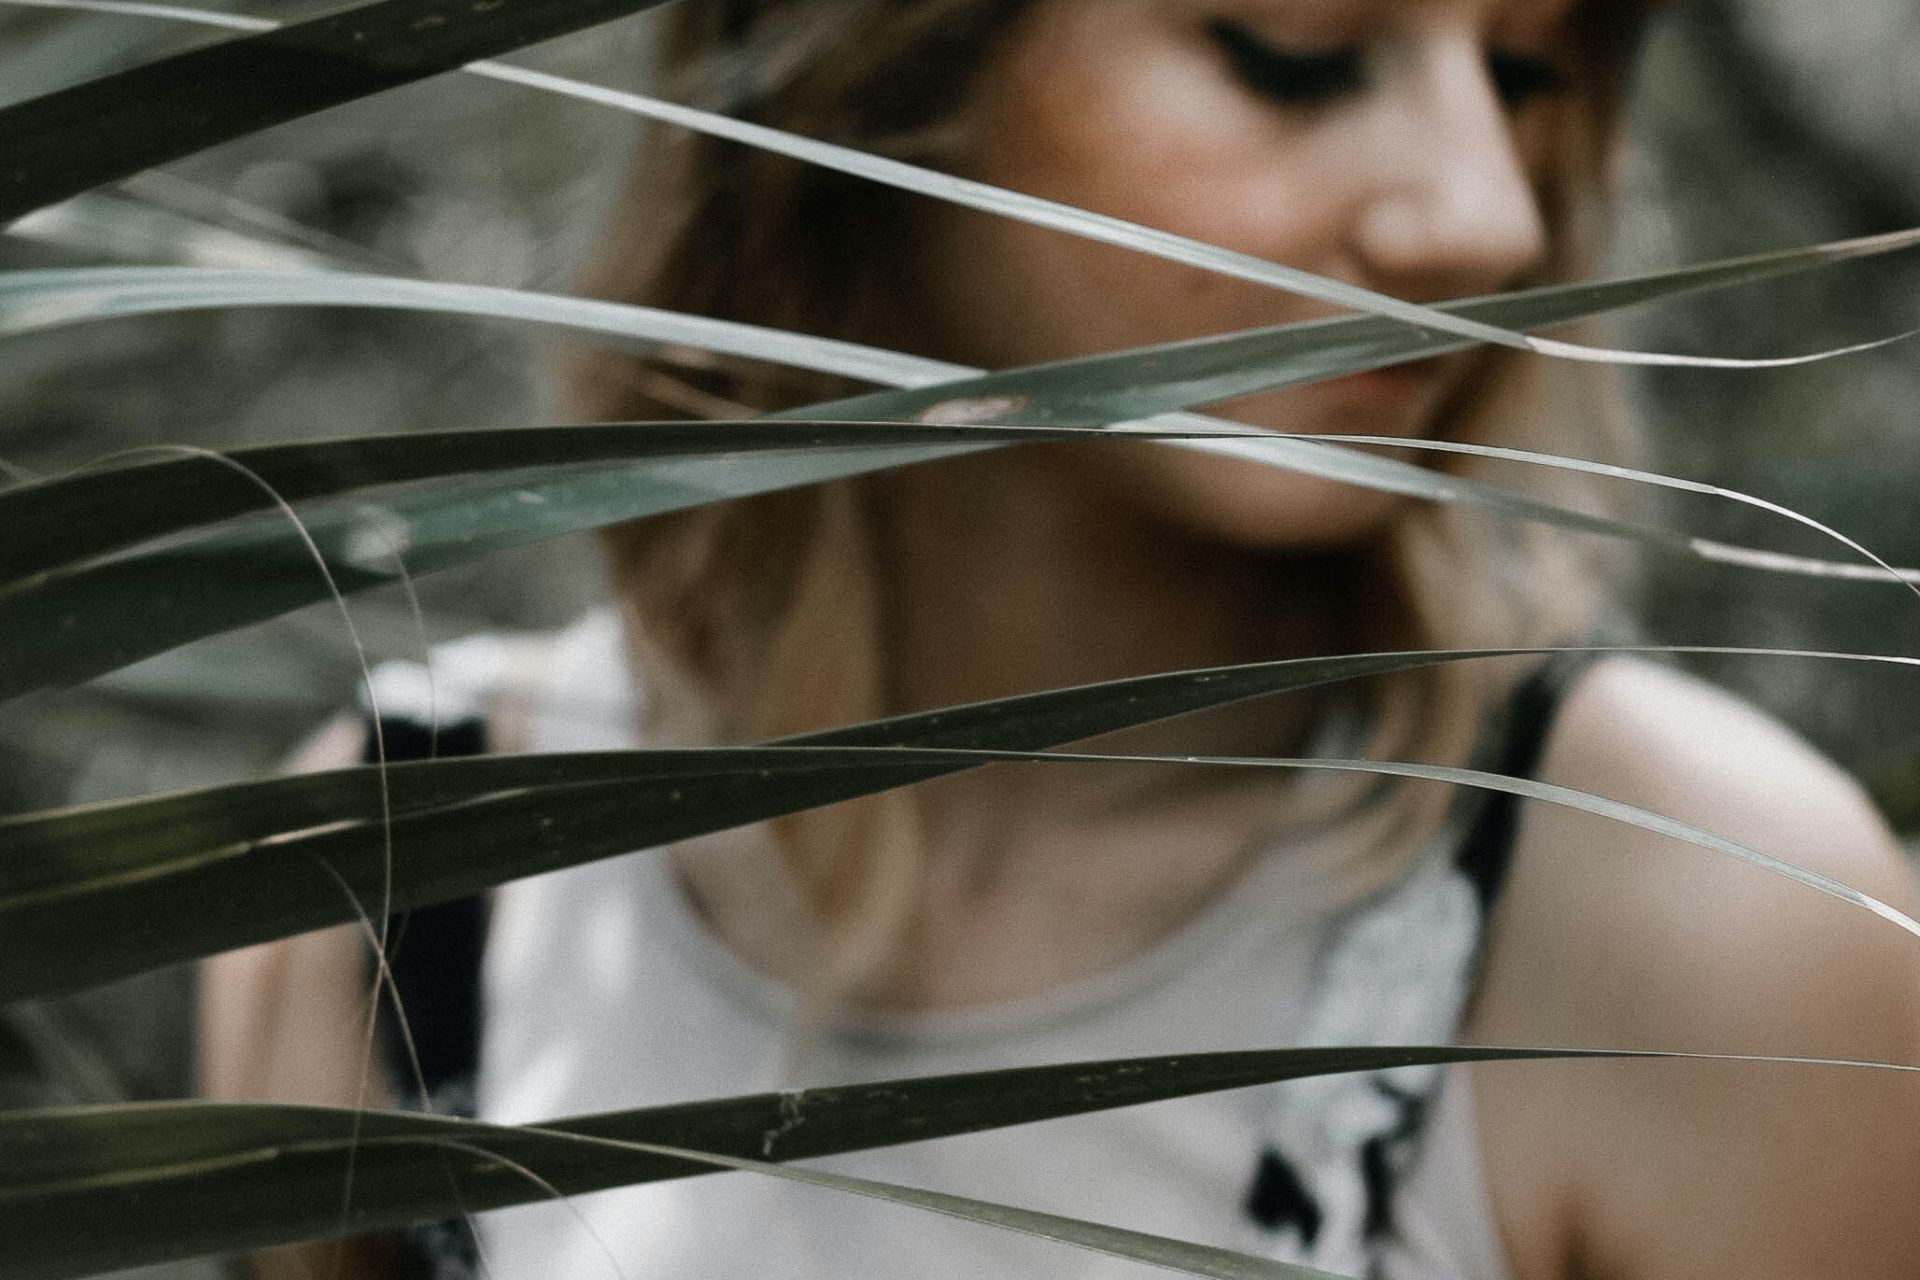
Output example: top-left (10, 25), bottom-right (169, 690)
top-left (385, 611), bottom-right (1516, 1280)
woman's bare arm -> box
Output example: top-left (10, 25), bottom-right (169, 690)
top-left (1468, 657), bottom-right (1920, 1280)
top-left (199, 713), bottom-right (397, 1280)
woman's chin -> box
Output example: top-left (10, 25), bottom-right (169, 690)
top-left (1120, 448), bottom-right (1414, 551)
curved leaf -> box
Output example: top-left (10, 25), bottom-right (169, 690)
top-left (463, 60), bottom-right (1920, 374)
top-left (6, 191), bottom-right (339, 272)
top-left (787, 230), bottom-right (1920, 428)
top-left (0, 420), bottom-right (1121, 584)
top-left (601, 1137), bottom-right (1348, 1280)
top-left (0, 646), bottom-right (1489, 996)
top-left (15, 0), bottom-right (1917, 372)
top-left (6, 644), bottom-right (1918, 1000)
top-left (8, 236), bottom-right (1920, 700)
top-left (0, 0), bottom-right (674, 223)
top-left (0, 1044), bottom-right (1636, 1279)
top-left (0, 266), bottom-right (957, 388)
top-left (0, 439), bottom-right (992, 701)
top-left (11, 1037), bottom-right (1911, 1280)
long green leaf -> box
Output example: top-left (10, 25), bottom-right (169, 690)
top-left (7, 234), bottom-right (1919, 701)
top-left (784, 234), bottom-right (1920, 427)
top-left (6, 644), bottom-right (1918, 1000)
top-left (0, 0), bottom-right (674, 223)
top-left (593, 1136), bottom-right (1348, 1280)
top-left (0, 439), bottom-right (1002, 702)
top-left (1297, 433), bottom-right (1920, 593)
top-left (9, 230), bottom-right (1913, 520)
top-left (480, 57), bottom-right (1920, 373)
top-left (0, 420), bottom-right (1130, 584)
top-left (9, 229), bottom-right (1916, 399)
top-left (0, 647), bottom-right (1486, 996)
top-left (0, 1045), bottom-right (1640, 1279)
top-left (0, 418), bottom-right (1880, 704)
top-left (0, 266), bottom-right (955, 387)
top-left (12, 1038), bottom-right (1913, 1280)
top-left (18, 0), bottom-right (1917, 373)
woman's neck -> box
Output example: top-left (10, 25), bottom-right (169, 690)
top-left (829, 447), bottom-right (1355, 1006)
top-left (875, 445), bottom-right (1348, 745)
top-left (675, 445), bottom-right (1363, 1011)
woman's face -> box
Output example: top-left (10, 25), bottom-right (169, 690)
top-left (913, 0), bottom-right (1586, 547)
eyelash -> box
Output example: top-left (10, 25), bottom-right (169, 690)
top-left (1207, 20), bottom-right (1571, 111)
top-left (1486, 50), bottom-right (1570, 108)
top-left (1208, 20), bottom-right (1362, 105)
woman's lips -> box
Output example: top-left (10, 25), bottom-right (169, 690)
top-left (1206, 355), bottom-right (1460, 437)
top-left (1314, 358), bottom-right (1450, 424)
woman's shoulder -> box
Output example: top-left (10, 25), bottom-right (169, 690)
top-left (1482, 652), bottom-right (1916, 1050)
top-left (1519, 656), bottom-right (1906, 992)
top-left (1467, 654), bottom-right (1920, 1280)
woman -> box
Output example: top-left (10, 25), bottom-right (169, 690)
top-left (203, 1), bottom-right (1920, 1277)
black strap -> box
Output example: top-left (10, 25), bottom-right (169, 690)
top-left (361, 711), bottom-right (489, 1280)
top-left (360, 715), bottom-right (490, 1114)
top-left (1243, 650), bottom-right (1601, 1249)
top-left (1454, 650), bottom-right (1600, 913)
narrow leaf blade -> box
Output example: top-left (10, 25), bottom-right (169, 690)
top-left (0, 0), bottom-right (673, 222)
top-left (6, 644), bottom-right (1918, 1000)
top-left (0, 1045), bottom-right (1621, 1279)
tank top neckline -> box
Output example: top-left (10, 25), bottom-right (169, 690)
top-left (636, 820), bottom-right (1341, 1052)
top-left (629, 721), bottom-right (1381, 1048)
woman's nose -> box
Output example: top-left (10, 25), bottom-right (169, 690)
top-left (1351, 36), bottom-right (1550, 297)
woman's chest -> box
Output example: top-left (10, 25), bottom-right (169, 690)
top-left (474, 855), bottom-right (1304, 1276)
top-left (476, 1097), bottom-right (1271, 1280)
top-left (471, 849), bottom-right (1511, 1280)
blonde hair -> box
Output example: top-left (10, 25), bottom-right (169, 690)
top-left (577, 0), bottom-right (1653, 988)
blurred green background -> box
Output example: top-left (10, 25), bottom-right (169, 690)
top-left (1, 7), bottom-right (1917, 1269)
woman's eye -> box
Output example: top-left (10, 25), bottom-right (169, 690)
top-left (1207, 20), bottom-right (1364, 106)
top-left (1486, 50), bottom-right (1570, 109)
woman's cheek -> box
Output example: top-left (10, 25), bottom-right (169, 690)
top-left (923, 0), bottom-right (1370, 368)
top-left (975, 1), bottom-right (1308, 231)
